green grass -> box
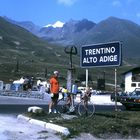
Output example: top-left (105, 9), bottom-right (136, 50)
top-left (25, 111), bottom-right (140, 139)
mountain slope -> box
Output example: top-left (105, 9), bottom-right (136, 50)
top-left (3, 16), bottom-right (41, 35)
top-left (82, 17), bottom-right (140, 57)
top-left (6, 16), bottom-right (140, 58)
top-left (0, 16), bottom-right (71, 81)
top-left (0, 16), bottom-right (139, 86)
top-left (37, 17), bottom-right (140, 58)
top-left (39, 19), bottom-right (96, 44)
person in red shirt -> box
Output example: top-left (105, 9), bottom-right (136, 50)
top-left (49, 71), bottom-right (60, 113)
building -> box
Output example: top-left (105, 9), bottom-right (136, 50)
top-left (123, 67), bottom-right (140, 92)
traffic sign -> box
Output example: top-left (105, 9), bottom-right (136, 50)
top-left (80, 42), bottom-right (122, 68)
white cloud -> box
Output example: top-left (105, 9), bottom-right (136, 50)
top-left (57, 0), bottom-right (77, 6)
top-left (112, 0), bottom-right (121, 7)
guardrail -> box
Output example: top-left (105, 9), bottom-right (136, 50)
top-left (0, 90), bottom-right (44, 99)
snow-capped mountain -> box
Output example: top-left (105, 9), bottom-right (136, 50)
top-left (45, 21), bottom-right (65, 28)
top-left (39, 19), bottom-right (96, 44)
top-left (4, 16), bottom-right (140, 58)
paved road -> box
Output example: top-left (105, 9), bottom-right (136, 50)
top-left (0, 95), bottom-right (49, 114)
top-left (0, 104), bottom-right (124, 114)
top-left (0, 95), bottom-right (124, 140)
top-left (0, 95), bottom-right (124, 114)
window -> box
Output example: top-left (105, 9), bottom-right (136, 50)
top-left (131, 83), bottom-right (136, 87)
top-left (132, 74), bottom-right (140, 82)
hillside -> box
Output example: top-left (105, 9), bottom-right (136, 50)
top-left (5, 16), bottom-right (140, 59)
top-left (82, 17), bottom-right (140, 58)
top-left (3, 16), bottom-right (41, 35)
top-left (0, 17), bottom-right (73, 82)
top-left (0, 16), bottom-right (139, 89)
top-left (25, 17), bottom-right (140, 60)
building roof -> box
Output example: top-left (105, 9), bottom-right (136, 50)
top-left (122, 67), bottom-right (140, 75)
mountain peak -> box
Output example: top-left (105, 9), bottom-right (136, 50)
top-left (45, 21), bottom-right (65, 28)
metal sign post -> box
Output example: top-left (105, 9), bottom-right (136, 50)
top-left (80, 41), bottom-right (122, 112)
top-left (114, 68), bottom-right (117, 111)
top-left (86, 69), bottom-right (88, 88)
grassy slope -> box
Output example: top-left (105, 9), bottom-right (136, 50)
top-left (0, 17), bottom-right (72, 82)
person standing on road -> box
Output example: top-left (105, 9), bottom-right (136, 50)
top-left (49, 71), bottom-right (60, 113)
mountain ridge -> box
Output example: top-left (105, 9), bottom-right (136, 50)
top-left (3, 16), bottom-right (140, 58)
top-left (36, 16), bottom-right (140, 58)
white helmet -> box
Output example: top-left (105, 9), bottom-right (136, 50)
top-left (54, 71), bottom-right (59, 75)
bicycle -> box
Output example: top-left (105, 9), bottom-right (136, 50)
top-left (57, 92), bottom-right (95, 117)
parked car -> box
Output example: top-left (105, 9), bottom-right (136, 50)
top-left (110, 92), bottom-right (127, 102)
top-left (120, 88), bottom-right (140, 110)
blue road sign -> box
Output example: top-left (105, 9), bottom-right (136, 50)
top-left (80, 42), bottom-right (122, 68)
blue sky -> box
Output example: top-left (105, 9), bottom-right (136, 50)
top-left (0, 0), bottom-right (140, 26)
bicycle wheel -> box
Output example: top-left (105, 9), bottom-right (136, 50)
top-left (78, 100), bottom-right (95, 117)
top-left (57, 98), bottom-right (69, 114)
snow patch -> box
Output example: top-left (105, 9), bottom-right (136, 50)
top-left (45, 21), bottom-right (65, 28)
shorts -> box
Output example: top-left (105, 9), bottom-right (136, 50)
top-left (51, 93), bottom-right (59, 100)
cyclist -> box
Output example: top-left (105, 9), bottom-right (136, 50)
top-left (78, 87), bottom-right (95, 117)
top-left (82, 87), bottom-right (92, 115)
top-left (83, 87), bottom-right (92, 101)
top-left (48, 71), bottom-right (60, 114)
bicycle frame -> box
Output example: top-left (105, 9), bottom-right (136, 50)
top-left (57, 92), bottom-right (95, 117)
